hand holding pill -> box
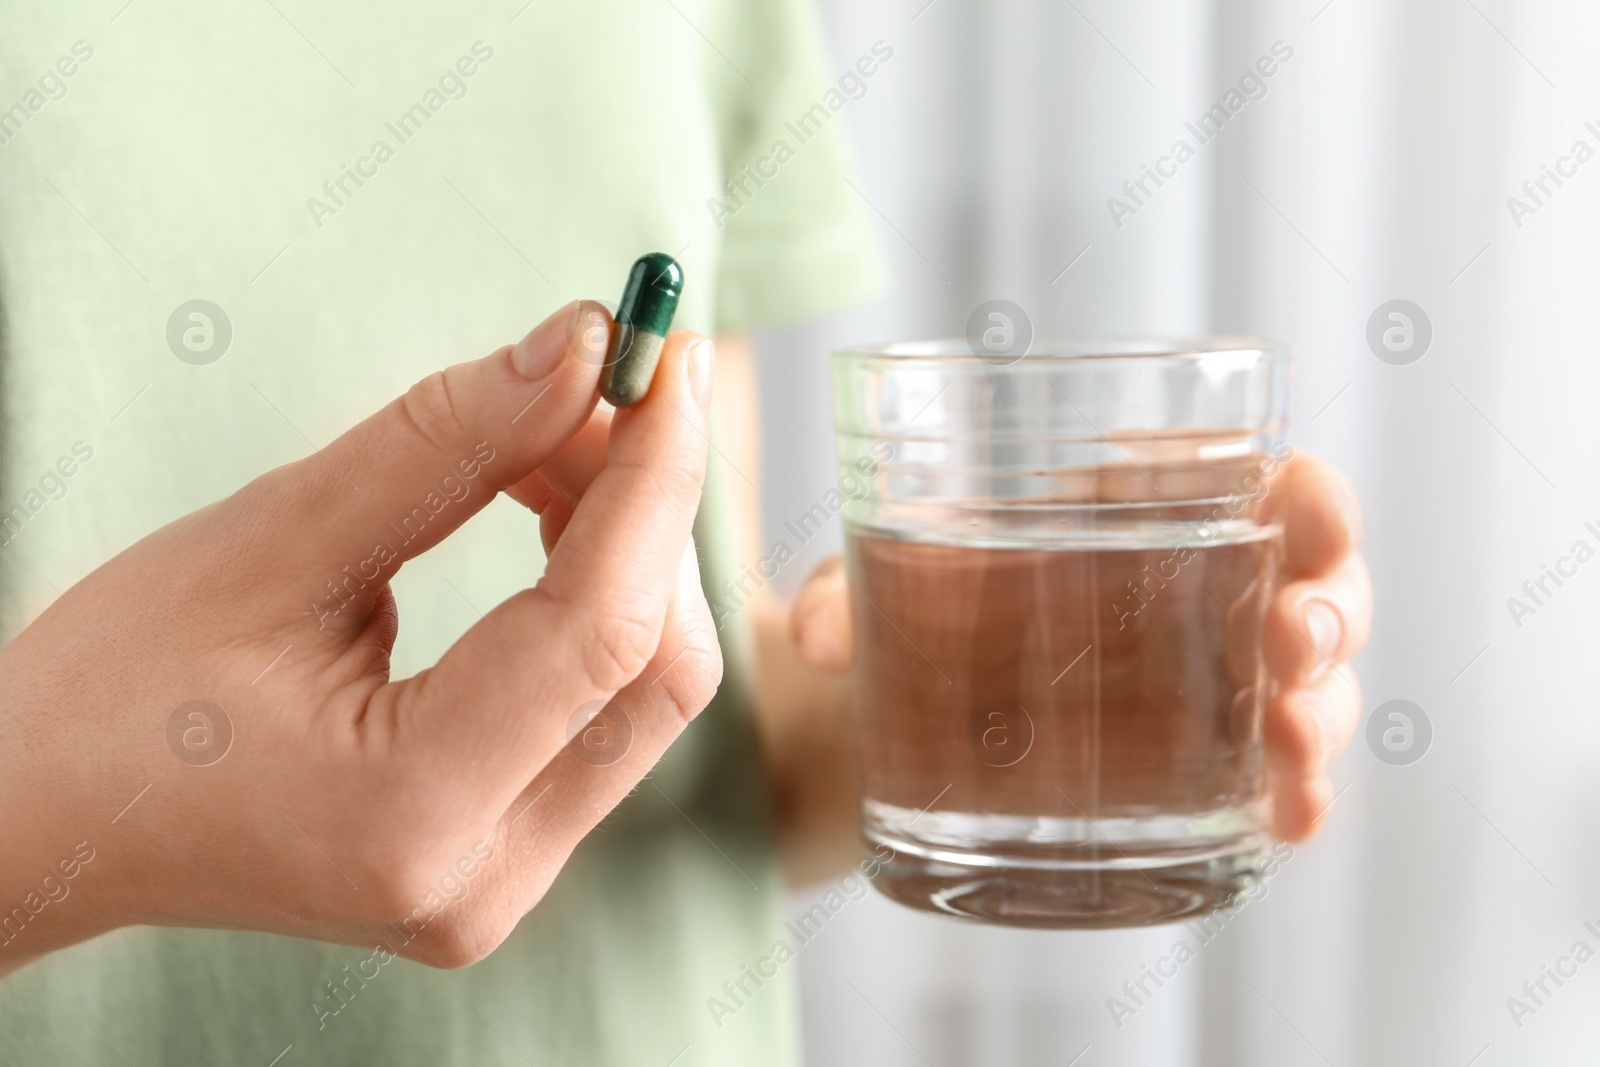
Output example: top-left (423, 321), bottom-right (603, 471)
top-left (0, 296), bottom-right (717, 972)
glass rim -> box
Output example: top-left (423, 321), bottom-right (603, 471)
top-left (832, 335), bottom-right (1289, 365)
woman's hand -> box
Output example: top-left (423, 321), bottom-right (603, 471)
top-left (0, 301), bottom-right (719, 973)
top-left (787, 450), bottom-right (1371, 842)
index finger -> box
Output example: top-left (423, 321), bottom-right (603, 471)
top-left (398, 331), bottom-right (715, 790)
top-left (535, 331), bottom-right (714, 685)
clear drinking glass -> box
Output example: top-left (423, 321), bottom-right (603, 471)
top-left (831, 337), bottom-right (1290, 928)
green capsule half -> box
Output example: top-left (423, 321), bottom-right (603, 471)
top-left (600, 252), bottom-right (685, 407)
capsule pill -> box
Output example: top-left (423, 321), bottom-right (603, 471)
top-left (600, 252), bottom-right (684, 407)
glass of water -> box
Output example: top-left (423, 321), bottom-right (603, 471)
top-left (831, 337), bottom-right (1290, 927)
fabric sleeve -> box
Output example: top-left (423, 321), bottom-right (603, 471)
top-left (705, 0), bottom-right (887, 332)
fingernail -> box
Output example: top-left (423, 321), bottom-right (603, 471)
top-left (571, 300), bottom-right (611, 368)
top-left (512, 301), bottom-right (578, 380)
top-left (1302, 600), bottom-right (1343, 676)
top-left (687, 339), bottom-right (715, 412)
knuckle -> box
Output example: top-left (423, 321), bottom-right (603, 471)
top-left (659, 452), bottom-right (707, 502)
top-left (653, 641), bottom-right (724, 724)
top-left (1326, 675), bottom-right (1363, 750)
top-left (208, 475), bottom-right (295, 559)
top-left (1325, 461), bottom-right (1361, 517)
top-left (1344, 553), bottom-right (1374, 625)
top-left (406, 914), bottom-right (503, 970)
top-left (398, 370), bottom-right (467, 455)
top-left (580, 606), bottom-right (661, 693)
top-left (1263, 697), bottom-right (1319, 773)
top-left (365, 852), bottom-right (507, 970)
top-left (225, 469), bottom-right (283, 515)
top-left (232, 454), bottom-right (337, 535)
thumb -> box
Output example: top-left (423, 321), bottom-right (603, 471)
top-left (790, 555), bottom-right (853, 673)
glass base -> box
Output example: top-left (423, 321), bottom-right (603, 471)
top-left (863, 800), bottom-right (1267, 929)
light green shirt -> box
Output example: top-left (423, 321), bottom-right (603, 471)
top-left (0, 0), bottom-right (881, 1062)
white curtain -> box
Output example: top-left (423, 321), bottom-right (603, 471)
top-left (756, 1), bottom-right (1600, 1063)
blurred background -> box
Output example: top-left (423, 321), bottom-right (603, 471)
top-left (756, 1), bottom-right (1600, 1063)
